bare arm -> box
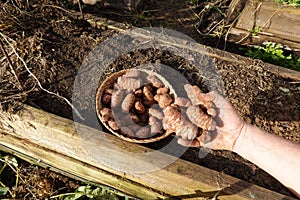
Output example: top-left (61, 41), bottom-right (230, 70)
top-left (233, 123), bottom-right (300, 197)
top-left (177, 91), bottom-right (300, 197)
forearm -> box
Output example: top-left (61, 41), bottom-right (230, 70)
top-left (233, 123), bottom-right (300, 197)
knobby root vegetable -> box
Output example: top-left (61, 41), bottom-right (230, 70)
top-left (186, 105), bottom-right (216, 131)
top-left (111, 90), bottom-right (124, 108)
top-left (174, 97), bottom-right (192, 107)
top-left (154, 93), bottom-right (173, 108)
top-left (121, 93), bottom-right (135, 112)
top-left (99, 70), bottom-right (217, 142)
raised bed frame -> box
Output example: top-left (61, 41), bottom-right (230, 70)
top-left (228, 0), bottom-right (300, 56)
top-left (1, 12), bottom-right (300, 200)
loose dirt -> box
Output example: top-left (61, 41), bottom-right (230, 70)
top-left (0, 0), bottom-right (299, 199)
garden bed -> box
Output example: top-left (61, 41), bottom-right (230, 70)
top-left (228, 0), bottom-right (300, 56)
top-left (0, 1), bottom-right (300, 199)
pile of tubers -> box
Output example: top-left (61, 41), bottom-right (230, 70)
top-left (98, 69), bottom-right (217, 141)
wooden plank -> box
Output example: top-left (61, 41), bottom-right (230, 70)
top-left (71, 10), bottom-right (300, 80)
top-left (226, 0), bottom-right (247, 22)
top-left (237, 0), bottom-right (300, 43)
top-left (229, 27), bottom-right (300, 52)
top-left (0, 105), bottom-right (296, 199)
top-left (0, 132), bottom-right (157, 199)
top-left (228, 0), bottom-right (300, 56)
top-left (128, 27), bottom-right (300, 80)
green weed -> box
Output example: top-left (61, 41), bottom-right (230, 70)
top-left (248, 26), bottom-right (261, 36)
top-left (51, 184), bottom-right (129, 200)
top-left (244, 42), bottom-right (300, 71)
top-left (274, 0), bottom-right (300, 6)
top-left (0, 153), bottom-right (19, 198)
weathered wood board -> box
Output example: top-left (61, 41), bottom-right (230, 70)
top-left (78, 11), bottom-right (300, 80)
top-left (228, 0), bottom-right (300, 56)
top-left (0, 12), bottom-right (300, 199)
top-left (0, 105), bottom-right (297, 200)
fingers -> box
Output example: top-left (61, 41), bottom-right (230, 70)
top-left (178, 86), bottom-right (226, 148)
top-left (197, 130), bottom-right (217, 144)
top-left (207, 91), bottom-right (228, 109)
top-left (177, 130), bottom-right (217, 147)
top-left (177, 138), bottom-right (200, 147)
top-left (183, 84), bottom-right (225, 107)
top-left (183, 85), bottom-right (220, 116)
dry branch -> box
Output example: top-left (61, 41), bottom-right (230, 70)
top-left (0, 38), bottom-right (23, 91)
top-left (0, 32), bottom-right (84, 120)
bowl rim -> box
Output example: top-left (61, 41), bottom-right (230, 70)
top-left (95, 69), bottom-right (175, 143)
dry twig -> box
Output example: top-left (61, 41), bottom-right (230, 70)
top-left (0, 32), bottom-right (85, 120)
top-left (0, 38), bottom-right (23, 91)
top-left (77, 0), bottom-right (84, 19)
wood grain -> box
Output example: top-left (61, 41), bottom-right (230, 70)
top-left (0, 106), bottom-right (296, 199)
top-left (228, 0), bottom-right (300, 56)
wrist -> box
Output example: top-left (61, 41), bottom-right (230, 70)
top-left (232, 122), bottom-right (249, 153)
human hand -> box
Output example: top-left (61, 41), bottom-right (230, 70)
top-left (177, 91), bottom-right (247, 151)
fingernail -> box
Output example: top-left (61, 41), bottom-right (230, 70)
top-left (207, 108), bottom-right (217, 117)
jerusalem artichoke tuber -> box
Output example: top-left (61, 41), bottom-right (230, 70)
top-left (135, 126), bottom-right (150, 138)
top-left (108, 120), bottom-right (119, 131)
top-left (148, 116), bottom-right (162, 135)
top-left (154, 93), bottom-right (173, 108)
top-left (111, 90), bottom-right (124, 108)
top-left (121, 93), bottom-right (135, 112)
top-left (162, 105), bottom-right (199, 140)
top-left (99, 69), bottom-right (218, 142)
top-left (186, 105), bottom-right (216, 131)
top-left (174, 97), bottom-right (192, 107)
top-left (102, 94), bottom-right (112, 105)
top-left (184, 84), bottom-right (204, 105)
top-left (117, 76), bottom-right (142, 91)
top-left (175, 118), bottom-right (198, 140)
top-left (143, 84), bottom-right (156, 106)
top-left (146, 74), bottom-right (164, 88)
top-left (149, 107), bottom-right (164, 120)
top-left (135, 101), bottom-right (146, 113)
top-left (99, 108), bottom-right (113, 122)
top-left (156, 87), bottom-right (169, 95)
top-left (162, 106), bottom-right (182, 132)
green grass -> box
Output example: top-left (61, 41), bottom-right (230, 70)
top-left (51, 184), bottom-right (131, 200)
top-left (244, 42), bottom-right (300, 71)
top-left (274, 0), bottom-right (300, 6)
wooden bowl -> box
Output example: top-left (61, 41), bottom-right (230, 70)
top-left (95, 69), bottom-right (176, 143)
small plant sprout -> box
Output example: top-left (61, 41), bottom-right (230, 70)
top-left (50, 184), bottom-right (132, 200)
top-left (274, 0), bottom-right (300, 7)
top-left (244, 42), bottom-right (300, 71)
top-left (248, 26), bottom-right (261, 36)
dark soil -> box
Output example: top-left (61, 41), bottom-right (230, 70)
top-left (80, 0), bottom-right (247, 55)
top-left (0, 0), bottom-right (299, 199)
top-left (0, 156), bottom-right (81, 199)
top-left (0, 1), bottom-right (115, 198)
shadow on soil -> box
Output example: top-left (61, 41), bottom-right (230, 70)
top-left (165, 180), bottom-right (252, 200)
